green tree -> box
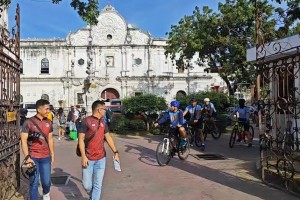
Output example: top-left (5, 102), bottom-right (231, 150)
top-left (1, 0), bottom-right (99, 25)
top-left (165, 0), bottom-right (278, 95)
top-left (122, 94), bottom-right (167, 131)
top-left (176, 91), bottom-right (234, 112)
top-left (273, 0), bottom-right (300, 36)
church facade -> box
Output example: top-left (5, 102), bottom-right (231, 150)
top-left (20, 5), bottom-right (225, 110)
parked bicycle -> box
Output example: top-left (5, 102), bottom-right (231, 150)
top-left (156, 126), bottom-right (190, 166)
top-left (229, 118), bottom-right (254, 148)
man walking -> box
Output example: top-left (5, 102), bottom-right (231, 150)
top-left (20, 99), bottom-right (54, 200)
top-left (78, 100), bottom-right (120, 200)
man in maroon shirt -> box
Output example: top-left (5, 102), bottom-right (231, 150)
top-left (20, 99), bottom-right (54, 200)
top-left (78, 100), bottom-right (120, 200)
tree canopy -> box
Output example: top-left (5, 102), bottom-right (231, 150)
top-left (122, 94), bottom-right (167, 131)
top-left (165, 0), bottom-right (300, 95)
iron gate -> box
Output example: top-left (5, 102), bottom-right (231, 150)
top-left (0, 4), bottom-right (21, 200)
top-left (256, 2), bottom-right (300, 194)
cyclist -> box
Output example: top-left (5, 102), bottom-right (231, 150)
top-left (202, 98), bottom-right (217, 128)
top-left (231, 99), bottom-right (252, 147)
top-left (183, 98), bottom-right (205, 151)
top-left (154, 100), bottom-right (188, 147)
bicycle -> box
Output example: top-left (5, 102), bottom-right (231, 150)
top-left (229, 118), bottom-right (254, 148)
top-left (203, 117), bottom-right (221, 141)
top-left (156, 126), bottom-right (191, 166)
top-left (186, 122), bottom-right (202, 147)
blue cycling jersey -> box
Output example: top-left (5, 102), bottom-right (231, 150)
top-left (185, 105), bottom-right (201, 120)
top-left (203, 102), bottom-right (216, 113)
top-left (232, 106), bottom-right (250, 120)
top-left (158, 109), bottom-right (186, 127)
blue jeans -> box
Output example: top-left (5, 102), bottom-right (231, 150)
top-left (82, 157), bottom-right (106, 200)
top-left (29, 156), bottom-right (51, 200)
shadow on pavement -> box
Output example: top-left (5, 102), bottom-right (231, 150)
top-left (122, 140), bottom-right (296, 200)
top-left (51, 168), bottom-right (88, 200)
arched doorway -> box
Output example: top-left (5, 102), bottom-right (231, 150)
top-left (101, 88), bottom-right (120, 100)
top-left (41, 94), bottom-right (49, 101)
top-left (176, 90), bottom-right (186, 99)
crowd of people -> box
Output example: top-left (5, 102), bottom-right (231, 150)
top-left (154, 97), bottom-right (219, 151)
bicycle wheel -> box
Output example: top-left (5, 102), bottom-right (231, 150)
top-left (178, 140), bottom-right (190, 160)
top-left (188, 128), bottom-right (194, 145)
top-left (156, 139), bottom-right (172, 166)
top-left (211, 126), bottom-right (221, 139)
top-left (229, 127), bottom-right (237, 148)
top-left (194, 131), bottom-right (202, 147)
top-left (248, 125), bottom-right (254, 141)
top-left (203, 123), bottom-right (208, 141)
top-left (203, 129), bottom-right (208, 141)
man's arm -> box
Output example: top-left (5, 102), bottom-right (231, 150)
top-left (183, 107), bottom-right (189, 116)
top-left (20, 132), bottom-right (35, 167)
top-left (48, 132), bottom-right (54, 166)
top-left (20, 132), bottom-right (29, 158)
top-left (104, 132), bottom-right (120, 163)
top-left (155, 112), bottom-right (170, 127)
top-left (78, 132), bottom-right (89, 167)
top-left (178, 111), bottom-right (185, 126)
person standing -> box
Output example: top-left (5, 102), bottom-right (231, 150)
top-left (57, 107), bottom-right (67, 140)
top-left (78, 100), bottom-right (120, 200)
top-left (20, 99), bottom-right (55, 200)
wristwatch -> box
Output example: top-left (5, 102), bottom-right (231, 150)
top-left (113, 150), bottom-right (119, 154)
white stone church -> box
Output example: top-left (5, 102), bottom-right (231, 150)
top-left (20, 5), bottom-right (225, 110)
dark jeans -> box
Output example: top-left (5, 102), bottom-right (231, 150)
top-left (29, 156), bottom-right (51, 200)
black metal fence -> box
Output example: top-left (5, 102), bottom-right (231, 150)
top-left (0, 4), bottom-right (21, 200)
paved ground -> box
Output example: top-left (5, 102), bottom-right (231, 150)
top-left (12, 122), bottom-right (299, 200)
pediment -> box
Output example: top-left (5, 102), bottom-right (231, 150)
top-left (67, 5), bottom-right (150, 46)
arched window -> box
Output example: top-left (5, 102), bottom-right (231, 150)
top-left (176, 90), bottom-right (186, 99)
top-left (41, 94), bottom-right (49, 101)
top-left (41, 58), bottom-right (49, 74)
top-left (20, 59), bottom-right (23, 74)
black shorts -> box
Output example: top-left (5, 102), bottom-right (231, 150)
top-left (238, 119), bottom-right (250, 131)
top-left (169, 124), bottom-right (188, 135)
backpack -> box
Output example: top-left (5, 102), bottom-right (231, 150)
top-left (59, 114), bottom-right (67, 124)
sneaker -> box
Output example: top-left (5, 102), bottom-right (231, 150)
top-left (200, 144), bottom-right (205, 151)
top-left (43, 193), bottom-right (50, 200)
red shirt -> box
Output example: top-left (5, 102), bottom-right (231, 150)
top-left (21, 116), bottom-right (53, 158)
top-left (78, 116), bottom-right (108, 161)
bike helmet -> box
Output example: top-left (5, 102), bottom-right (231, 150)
top-left (170, 100), bottom-right (180, 108)
top-left (204, 98), bottom-right (210, 102)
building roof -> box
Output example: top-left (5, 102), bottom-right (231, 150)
top-left (247, 34), bottom-right (300, 62)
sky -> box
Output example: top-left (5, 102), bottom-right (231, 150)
top-left (8, 0), bottom-right (223, 39)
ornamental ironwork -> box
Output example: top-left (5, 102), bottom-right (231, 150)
top-left (0, 4), bottom-right (21, 200)
top-left (256, 1), bottom-right (300, 196)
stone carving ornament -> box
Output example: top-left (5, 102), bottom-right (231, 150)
top-left (92, 12), bottom-right (127, 45)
